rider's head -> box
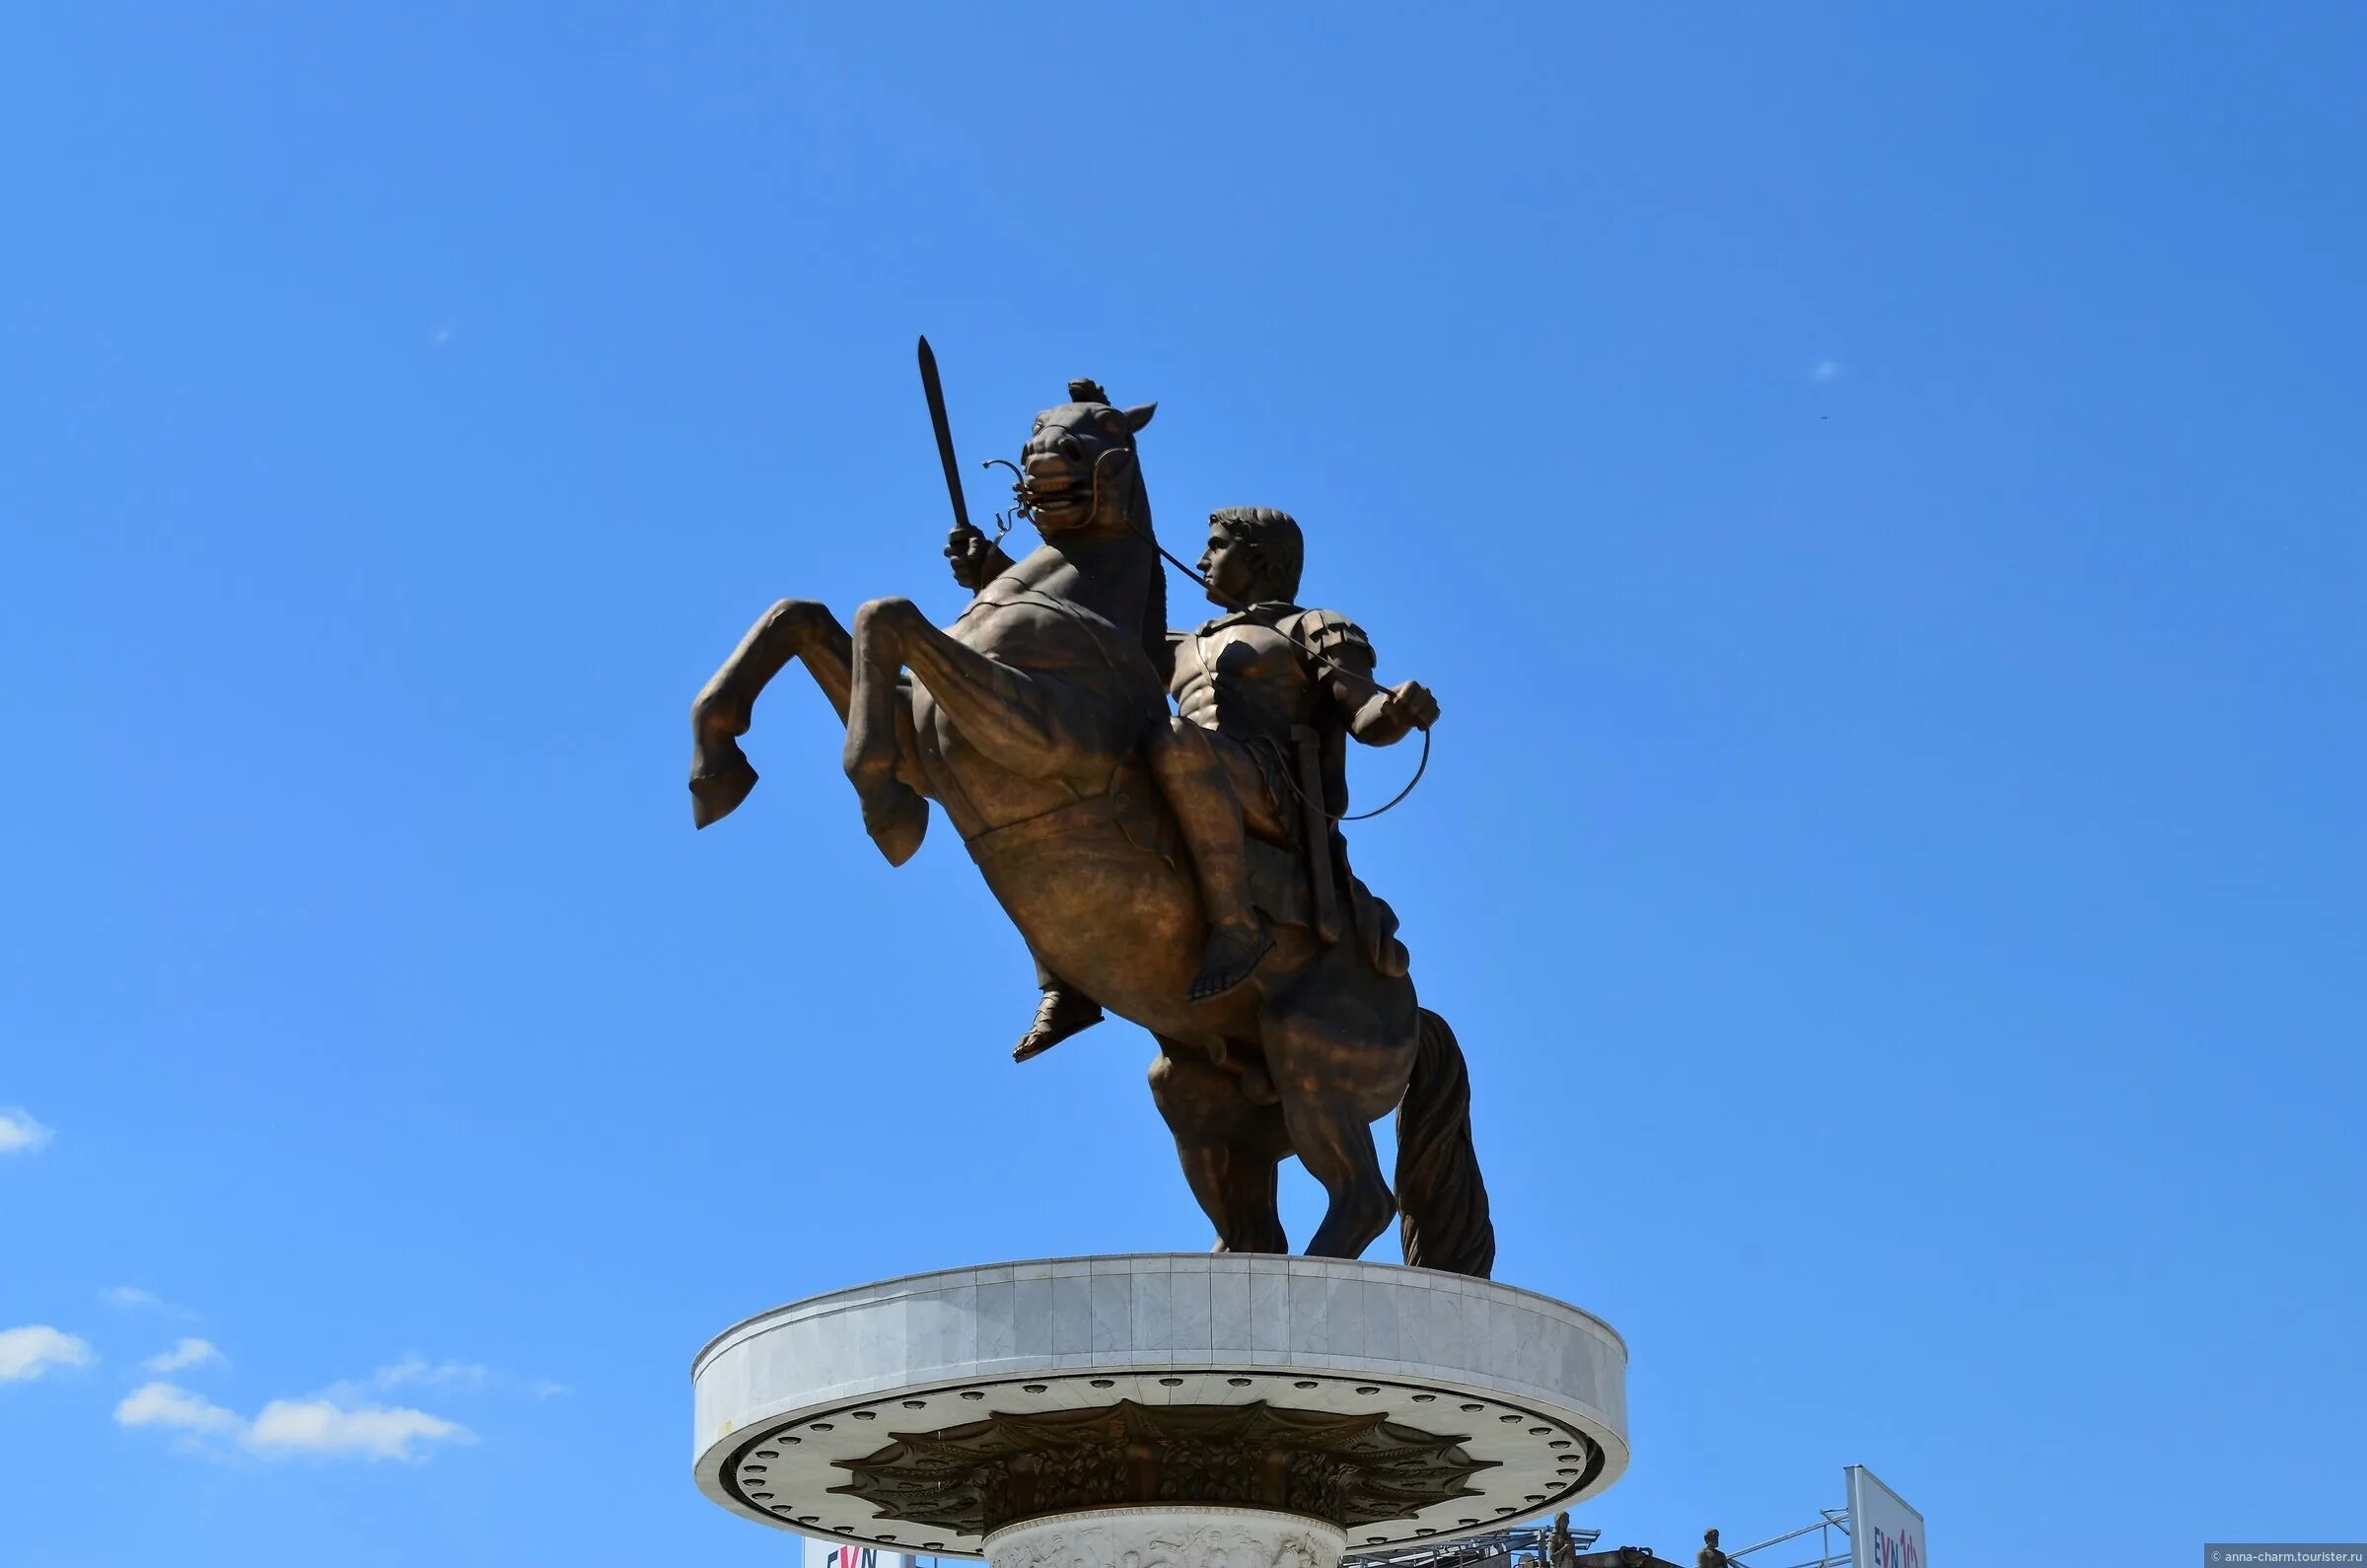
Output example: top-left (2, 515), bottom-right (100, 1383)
top-left (1200, 506), bottom-right (1303, 607)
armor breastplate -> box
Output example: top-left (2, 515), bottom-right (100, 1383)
top-left (1183, 613), bottom-right (1321, 746)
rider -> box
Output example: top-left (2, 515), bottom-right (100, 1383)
top-left (950, 504), bottom-right (1438, 1060)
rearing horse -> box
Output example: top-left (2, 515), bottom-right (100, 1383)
top-left (688, 383), bottom-right (1493, 1274)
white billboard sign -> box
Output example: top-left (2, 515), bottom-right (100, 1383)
top-left (804, 1540), bottom-right (917, 1568)
top-left (1847, 1465), bottom-right (1926, 1568)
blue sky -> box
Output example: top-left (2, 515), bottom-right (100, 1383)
top-left (4, 4), bottom-right (2362, 1563)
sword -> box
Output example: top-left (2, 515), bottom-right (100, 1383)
top-left (916, 334), bottom-right (974, 536)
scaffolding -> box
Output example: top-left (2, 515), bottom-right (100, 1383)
top-left (1721, 1508), bottom-right (1852, 1568)
top-left (1336, 1481), bottom-right (1864, 1568)
top-left (918, 1487), bottom-right (1861, 1568)
top-left (1343, 1524), bottom-right (1599, 1568)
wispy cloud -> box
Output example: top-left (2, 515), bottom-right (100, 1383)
top-left (143, 1337), bottom-right (225, 1375)
top-left (111, 1338), bottom-right (505, 1462)
top-left (248, 1398), bottom-right (472, 1461)
top-left (372, 1357), bottom-right (488, 1391)
top-left (115, 1381), bottom-right (242, 1435)
top-left (1812, 358), bottom-right (1844, 383)
top-left (0, 1107), bottom-right (52, 1155)
top-left (100, 1286), bottom-right (191, 1319)
top-left (115, 1382), bottom-right (472, 1461)
top-left (0, 1325), bottom-right (96, 1383)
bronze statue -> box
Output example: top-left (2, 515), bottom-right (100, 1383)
top-left (1697, 1529), bottom-right (1728, 1568)
top-left (953, 504), bottom-right (1436, 1061)
top-left (688, 346), bottom-right (1492, 1274)
top-left (1542, 1512), bottom-right (1581, 1568)
top-left (1539, 1514), bottom-right (1667, 1568)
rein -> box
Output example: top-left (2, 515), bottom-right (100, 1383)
top-left (1308, 727), bottom-right (1431, 823)
top-left (1117, 514), bottom-right (1432, 824)
top-left (985, 463), bottom-right (1434, 825)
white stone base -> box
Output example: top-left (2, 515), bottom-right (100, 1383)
top-left (692, 1254), bottom-right (1628, 1554)
top-left (986, 1507), bottom-right (1346, 1568)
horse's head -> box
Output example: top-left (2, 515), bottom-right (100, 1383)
top-left (1015, 379), bottom-right (1157, 536)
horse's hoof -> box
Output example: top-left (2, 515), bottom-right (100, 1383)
top-left (689, 750), bottom-right (759, 828)
top-left (858, 779), bottom-right (929, 866)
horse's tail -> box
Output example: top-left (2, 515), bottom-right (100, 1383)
top-left (1396, 1007), bottom-right (1496, 1278)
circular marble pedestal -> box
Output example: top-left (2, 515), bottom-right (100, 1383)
top-left (692, 1255), bottom-right (1627, 1565)
top-left (987, 1506), bottom-right (1345, 1568)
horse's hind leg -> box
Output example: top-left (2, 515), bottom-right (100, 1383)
top-left (1149, 1039), bottom-right (1288, 1255)
top-left (691, 599), bottom-right (855, 827)
top-left (1281, 1093), bottom-right (1396, 1260)
top-left (1263, 999), bottom-right (1407, 1261)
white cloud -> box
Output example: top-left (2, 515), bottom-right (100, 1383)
top-left (0, 1325), bottom-right (94, 1382)
top-left (247, 1398), bottom-right (472, 1461)
top-left (1812, 358), bottom-right (1844, 382)
top-left (372, 1357), bottom-right (487, 1391)
top-left (116, 1373), bottom-right (473, 1462)
top-left (115, 1381), bottom-right (242, 1435)
top-left (0, 1107), bottom-right (52, 1155)
top-left (101, 1286), bottom-right (197, 1321)
top-left (143, 1337), bottom-right (224, 1375)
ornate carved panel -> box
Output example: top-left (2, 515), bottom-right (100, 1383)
top-left (831, 1400), bottom-right (1493, 1535)
top-left (989, 1505), bottom-right (1346, 1568)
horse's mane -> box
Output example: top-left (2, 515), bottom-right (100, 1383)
top-left (1130, 470), bottom-right (1170, 679)
top-left (1083, 386), bottom-right (1171, 680)
top-left (1049, 381), bottom-right (1170, 679)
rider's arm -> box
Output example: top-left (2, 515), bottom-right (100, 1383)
top-left (1297, 610), bottom-right (1438, 747)
top-left (1340, 655), bottom-right (1421, 747)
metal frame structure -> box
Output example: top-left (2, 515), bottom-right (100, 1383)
top-left (923, 1489), bottom-right (1863, 1568)
top-left (1343, 1523), bottom-right (1601, 1568)
top-left (1722, 1507), bottom-right (1852, 1568)
top-left (1336, 1489), bottom-right (1861, 1568)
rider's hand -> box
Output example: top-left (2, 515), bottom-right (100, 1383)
top-left (946, 523), bottom-right (997, 590)
top-left (1384, 679), bottom-right (1440, 731)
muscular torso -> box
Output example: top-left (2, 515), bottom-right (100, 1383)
top-left (1169, 607), bottom-right (1331, 746)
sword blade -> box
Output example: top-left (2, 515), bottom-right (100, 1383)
top-left (916, 334), bottom-right (974, 535)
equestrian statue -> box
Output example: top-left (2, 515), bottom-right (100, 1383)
top-left (686, 343), bottom-right (1493, 1276)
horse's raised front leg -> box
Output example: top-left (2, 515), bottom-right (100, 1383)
top-left (845, 597), bottom-right (1109, 861)
top-left (844, 598), bottom-right (943, 865)
top-left (689, 599), bottom-right (853, 828)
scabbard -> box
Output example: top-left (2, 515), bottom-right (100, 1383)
top-left (1291, 725), bottom-right (1341, 944)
